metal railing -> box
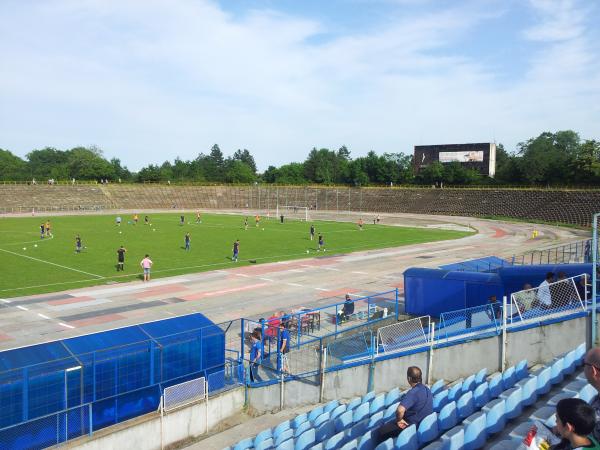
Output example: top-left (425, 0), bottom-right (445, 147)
top-left (511, 239), bottom-right (592, 265)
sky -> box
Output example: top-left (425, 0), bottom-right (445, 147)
top-left (1, 0), bottom-right (599, 172)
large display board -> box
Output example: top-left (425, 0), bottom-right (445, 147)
top-left (414, 143), bottom-right (496, 177)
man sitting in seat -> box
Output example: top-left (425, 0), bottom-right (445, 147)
top-left (375, 366), bottom-right (433, 445)
top-left (337, 294), bottom-right (355, 323)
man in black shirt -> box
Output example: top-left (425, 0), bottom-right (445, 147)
top-left (117, 246), bottom-right (127, 271)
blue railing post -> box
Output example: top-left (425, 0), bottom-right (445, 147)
top-left (88, 404), bottom-right (93, 436)
top-left (395, 288), bottom-right (399, 320)
top-left (92, 352), bottom-right (97, 401)
top-left (335, 305), bottom-right (338, 334)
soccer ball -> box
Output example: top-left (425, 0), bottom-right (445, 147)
top-left (34, 244), bottom-right (38, 248)
top-left (119, 231), bottom-right (122, 234)
top-left (306, 250), bottom-right (309, 253)
top-left (262, 228), bottom-right (265, 230)
top-left (23, 247), bottom-right (26, 250)
top-left (153, 229), bottom-right (156, 232)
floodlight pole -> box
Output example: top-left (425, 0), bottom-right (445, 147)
top-left (592, 214), bottom-right (599, 347)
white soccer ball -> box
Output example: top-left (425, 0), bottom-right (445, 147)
top-left (306, 250), bottom-right (309, 253)
top-left (34, 244), bottom-right (38, 248)
top-left (262, 228), bottom-right (265, 230)
top-left (153, 229), bottom-right (156, 231)
top-left (23, 247), bottom-right (26, 250)
top-left (119, 231), bottom-right (122, 234)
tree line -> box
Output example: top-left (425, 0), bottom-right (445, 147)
top-left (1, 130), bottom-right (598, 186)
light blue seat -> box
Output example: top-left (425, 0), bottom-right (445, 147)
top-left (325, 431), bottom-right (346, 450)
top-left (474, 368), bottom-right (487, 386)
top-left (340, 438), bottom-right (358, 450)
top-left (564, 378), bottom-right (588, 393)
top-left (439, 426), bottom-right (464, 450)
top-left (550, 358), bottom-right (564, 385)
top-left (462, 374), bottom-right (476, 394)
top-left (295, 421), bottom-right (312, 438)
top-left (347, 397), bottom-right (362, 412)
top-left (499, 386), bottom-right (523, 420)
top-left (293, 413), bottom-right (308, 429)
top-left (313, 412), bottom-right (330, 429)
top-left (421, 441), bottom-right (444, 449)
top-left (254, 429), bottom-right (273, 448)
top-left (368, 411), bottom-right (384, 430)
top-left (515, 359), bottom-right (528, 380)
top-left (473, 381), bottom-right (490, 409)
top-left (308, 407), bottom-right (324, 423)
top-left (563, 351), bottom-right (576, 376)
top-left (502, 366), bottom-right (516, 390)
top-left (536, 367), bottom-right (552, 396)
top-left (335, 411), bottom-right (353, 433)
top-left (276, 438), bottom-right (294, 450)
top-left (324, 400), bottom-right (339, 414)
top-left (331, 404), bottom-right (347, 421)
top-left (274, 421), bottom-right (291, 440)
top-left (362, 391), bottom-right (376, 404)
top-left (488, 374), bottom-right (503, 398)
top-left (457, 391), bottom-right (475, 420)
top-left (417, 412), bottom-right (439, 446)
top-left (489, 440), bottom-right (520, 449)
top-left (433, 390), bottom-right (449, 413)
top-left (516, 375), bottom-right (538, 407)
top-left (357, 429), bottom-right (376, 450)
top-left (296, 429), bottom-right (316, 450)
top-left (395, 423), bottom-right (418, 450)
top-left (508, 421), bottom-right (536, 441)
top-left (438, 401), bottom-right (458, 432)
top-left (315, 421), bottom-right (336, 442)
top-left (374, 438), bottom-right (393, 450)
top-left (233, 437), bottom-right (253, 450)
top-left (462, 411), bottom-right (487, 450)
top-left (370, 394), bottom-right (386, 415)
top-left (483, 398), bottom-right (506, 435)
top-left (383, 402), bottom-right (399, 421)
top-left (547, 391), bottom-right (577, 407)
top-left (431, 379), bottom-right (445, 396)
top-left (574, 343), bottom-right (586, 366)
top-left (275, 429), bottom-right (294, 446)
top-left (447, 382), bottom-right (463, 403)
top-left (353, 403), bottom-right (370, 424)
top-left (309, 444), bottom-right (323, 450)
top-left (529, 406), bottom-right (557, 425)
top-left (348, 419), bottom-right (369, 441)
top-left (580, 384), bottom-right (596, 403)
top-left (256, 438), bottom-right (274, 450)
top-left (385, 387), bottom-right (401, 407)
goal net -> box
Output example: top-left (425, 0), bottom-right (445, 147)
top-left (277, 205), bottom-right (310, 221)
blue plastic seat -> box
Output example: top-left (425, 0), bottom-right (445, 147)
top-left (293, 413), bottom-right (308, 429)
top-left (488, 374), bottom-right (503, 398)
top-left (233, 437), bottom-right (253, 450)
top-left (433, 390), bottom-right (449, 413)
top-left (580, 384), bottom-right (596, 403)
top-left (370, 394), bottom-right (386, 415)
top-left (547, 391), bottom-right (577, 407)
top-left (516, 375), bottom-right (538, 407)
top-left (395, 423), bottom-right (418, 450)
top-left (324, 400), bottom-right (339, 414)
top-left (536, 367), bottom-right (552, 396)
top-left (277, 439), bottom-right (294, 450)
top-left (550, 358), bottom-right (564, 385)
top-left (563, 351), bottom-right (576, 376)
top-left (368, 411), bottom-right (384, 430)
top-left (340, 438), bottom-right (358, 450)
top-left (313, 412), bottom-right (330, 429)
top-left (473, 381), bottom-right (490, 409)
top-left (489, 440), bottom-right (521, 450)
top-left (474, 368), bottom-right (487, 386)
top-left (457, 391), bottom-right (475, 420)
top-left (296, 428), bottom-right (316, 450)
top-left (431, 379), bottom-right (445, 396)
top-left (374, 438), bottom-right (393, 450)
top-left (353, 403), bottom-right (370, 424)
top-left (483, 398), bottom-right (506, 435)
top-left (315, 421), bottom-right (336, 442)
top-left (440, 426), bottom-right (465, 450)
top-left (515, 360), bottom-right (528, 380)
top-left (574, 343), bottom-right (586, 366)
top-left (347, 397), bottom-right (362, 412)
top-left (254, 429), bottom-right (273, 448)
top-left (362, 391), bottom-right (376, 404)
top-left (529, 406), bottom-right (558, 425)
top-left (309, 444), bottom-right (323, 450)
top-left (335, 411), bottom-right (353, 433)
top-left (383, 402), bottom-right (399, 421)
top-left (447, 382), bottom-right (463, 403)
top-left (325, 431), bottom-right (346, 450)
top-left (308, 406), bottom-right (324, 423)
top-left (275, 429), bottom-right (294, 446)
top-left (295, 421), bottom-right (312, 438)
top-left (255, 438), bottom-right (274, 450)
top-left (385, 387), bottom-right (401, 407)
top-left (502, 366), bottom-right (516, 390)
top-left (462, 411), bottom-right (487, 450)
top-left (417, 412), bottom-right (439, 446)
top-left (499, 386), bottom-right (523, 420)
top-left (357, 429), bottom-right (376, 450)
top-left (564, 378), bottom-right (588, 393)
top-left (438, 401), bottom-right (458, 432)
top-left (462, 374), bottom-right (476, 394)
top-left (274, 421), bottom-right (291, 440)
top-left (348, 419), bottom-right (369, 441)
top-left (330, 404), bottom-right (347, 421)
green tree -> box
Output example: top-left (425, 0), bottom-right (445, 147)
top-left (275, 163), bottom-right (307, 184)
top-left (225, 160), bottom-right (256, 183)
top-left (233, 149), bottom-right (257, 174)
top-left (0, 149), bottom-right (27, 181)
top-left (27, 147), bottom-right (69, 179)
top-left (66, 147), bottom-right (115, 180)
top-left (137, 164), bottom-right (161, 182)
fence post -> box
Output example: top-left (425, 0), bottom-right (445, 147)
top-left (205, 380), bottom-right (209, 434)
top-left (367, 333), bottom-right (376, 393)
top-left (88, 403), bottom-right (93, 436)
top-left (395, 288), bottom-right (399, 321)
top-left (319, 344), bottom-right (327, 403)
top-left (501, 296), bottom-right (508, 372)
top-left (279, 371), bottom-right (285, 411)
top-left (427, 322), bottom-right (435, 386)
top-left (160, 396), bottom-right (164, 450)
top-left (593, 213), bottom-right (599, 347)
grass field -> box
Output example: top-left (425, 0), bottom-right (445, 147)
top-left (0, 213), bottom-right (473, 297)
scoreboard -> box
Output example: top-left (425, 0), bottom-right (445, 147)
top-left (413, 143), bottom-right (496, 177)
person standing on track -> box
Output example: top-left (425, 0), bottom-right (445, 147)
top-left (140, 254), bottom-right (153, 281)
top-left (116, 246), bottom-right (126, 271)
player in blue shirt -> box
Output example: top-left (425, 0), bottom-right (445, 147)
top-left (232, 239), bottom-right (240, 262)
top-left (279, 322), bottom-right (291, 374)
top-left (249, 331), bottom-right (262, 382)
top-left (318, 234), bottom-right (325, 252)
top-left (184, 233), bottom-right (191, 251)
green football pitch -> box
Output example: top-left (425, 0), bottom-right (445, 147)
top-left (0, 213), bottom-right (473, 297)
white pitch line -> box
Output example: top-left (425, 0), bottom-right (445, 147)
top-left (351, 271), bottom-right (368, 275)
top-left (1, 299), bottom-right (11, 303)
top-left (315, 288), bottom-right (328, 291)
top-left (287, 269), bottom-right (305, 273)
top-left (259, 278), bottom-right (275, 282)
top-left (59, 322), bottom-right (75, 329)
top-left (236, 273), bottom-right (251, 278)
top-left (0, 248), bottom-right (104, 278)
top-left (287, 283), bottom-right (303, 287)
top-left (37, 313), bottom-right (51, 320)
top-left (323, 267), bottom-right (341, 272)
top-left (16, 305), bottom-right (29, 311)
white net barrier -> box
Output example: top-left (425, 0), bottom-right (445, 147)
top-left (162, 376), bottom-right (206, 412)
top-left (377, 316), bottom-right (431, 355)
top-left (278, 205), bottom-right (309, 221)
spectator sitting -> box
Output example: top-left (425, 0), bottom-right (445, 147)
top-left (552, 398), bottom-right (600, 449)
top-left (537, 272), bottom-right (555, 309)
top-left (375, 366), bottom-right (433, 445)
top-left (555, 271), bottom-right (581, 306)
top-left (583, 348), bottom-right (600, 440)
top-left (514, 283), bottom-right (536, 313)
top-left (338, 294), bottom-right (355, 323)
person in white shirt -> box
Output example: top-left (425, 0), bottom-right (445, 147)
top-left (537, 272), bottom-right (555, 309)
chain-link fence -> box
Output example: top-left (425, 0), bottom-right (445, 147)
top-left (437, 304), bottom-right (502, 343)
top-left (162, 377), bottom-right (206, 413)
top-left (376, 316), bottom-right (431, 356)
top-left (326, 331), bottom-right (373, 370)
top-left (508, 274), bottom-right (588, 325)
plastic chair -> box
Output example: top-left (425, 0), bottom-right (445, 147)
top-left (315, 421), bottom-right (335, 443)
top-left (502, 366), bottom-right (516, 390)
top-left (457, 391), bottom-right (475, 420)
top-left (447, 382), bottom-right (463, 403)
top-left (483, 398), bottom-right (506, 435)
top-left (335, 410), bottom-right (353, 433)
top-left (362, 391), bottom-right (376, 404)
top-left (433, 390), bottom-right (449, 413)
top-left (462, 374), bottom-right (476, 394)
top-left (462, 411), bottom-right (487, 450)
top-left (347, 397), bottom-right (362, 412)
top-left (550, 358), bottom-right (564, 385)
top-left (417, 412), bottom-right (439, 446)
top-left (275, 429), bottom-right (294, 447)
top-left (563, 351), bottom-right (576, 376)
top-left (499, 386), bottom-right (523, 420)
top-left (308, 407), bottom-right (324, 423)
top-left (357, 429), bottom-right (375, 450)
top-left (296, 429), bottom-right (316, 450)
top-left (374, 438), bottom-right (394, 450)
top-left (254, 429), bottom-right (273, 448)
top-left (330, 404), bottom-right (347, 421)
top-left (383, 402), bottom-right (399, 421)
top-left (255, 438), bottom-right (274, 450)
top-left (233, 438), bottom-right (253, 450)
top-left (292, 413), bottom-right (308, 429)
top-left (368, 411), bottom-right (384, 430)
top-left (536, 367), bottom-right (552, 396)
top-left (294, 421), bottom-right (312, 438)
top-left (580, 384), bottom-right (597, 403)
top-left (395, 424), bottom-right (418, 450)
top-left (515, 360), bottom-right (528, 381)
top-left (574, 342), bottom-right (586, 366)
top-left (353, 403), bottom-right (370, 424)
top-left (309, 444), bottom-right (323, 450)
top-left (488, 373), bottom-right (503, 398)
top-left (547, 391), bottom-right (577, 407)
top-left (437, 401), bottom-right (458, 432)
top-left (440, 426), bottom-right (465, 450)
top-left (348, 419), bottom-right (369, 441)
top-left (431, 379), bottom-right (445, 396)
top-left (516, 375), bottom-right (538, 407)
top-left (324, 431), bottom-right (346, 450)
top-left (385, 387), bottom-right (401, 407)
top-left (473, 381), bottom-right (490, 409)
top-left (324, 399), bottom-right (339, 414)
top-left (313, 412), bottom-right (330, 429)
top-left (489, 440), bottom-right (521, 450)
top-left (340, 438), bottom-right (358, 450)
top-left (370, 394), bottom-right (386, 415)
top-left (274, 421), bottom-right (291, 440)
top-left (276, 439), bottom-right (294, 450)
top-left (474, 368), bottom-right (487, 386)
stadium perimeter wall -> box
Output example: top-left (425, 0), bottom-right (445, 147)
top-left (68, 314), bottom-right (591, 450)
top-left (1, 184), bottom-right (599, 226)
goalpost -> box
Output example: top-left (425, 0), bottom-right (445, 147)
top-left (276, 205), bottom-right (310, 221)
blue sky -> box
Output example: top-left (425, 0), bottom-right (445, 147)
top-left (1, 0), bottom-right (599, 171)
